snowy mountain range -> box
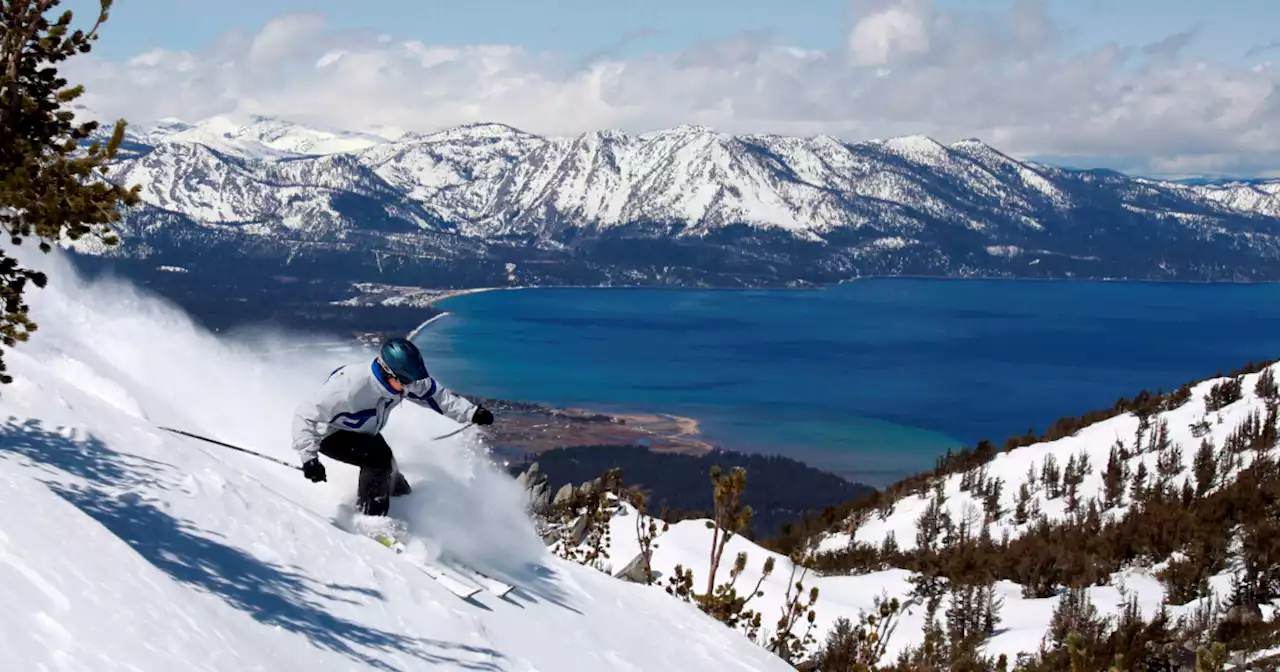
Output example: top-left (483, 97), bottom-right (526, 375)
top-left (73, 114), bottom-right (1280, 290)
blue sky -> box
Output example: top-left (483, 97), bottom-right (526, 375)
top-left (68, 0), bottom-right (1280, 65)
top-left (57, 0), bottom-right (1280, 177)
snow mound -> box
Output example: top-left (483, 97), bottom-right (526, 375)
top-left (0, 245), bottom-right (791, 672)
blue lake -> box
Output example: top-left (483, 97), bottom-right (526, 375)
top-left (412, 279), bottom-right (1280, 485)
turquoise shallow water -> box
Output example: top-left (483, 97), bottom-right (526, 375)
top-left (411, 279), bottom-right (1280, 484)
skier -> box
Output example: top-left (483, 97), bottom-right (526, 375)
top-left (291, 336), bottom-right (494, 516)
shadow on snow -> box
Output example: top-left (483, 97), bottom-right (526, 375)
top-left (0, 417), bottom-right (168, 487)
top-left (0, 417), bottom-right (507, 671)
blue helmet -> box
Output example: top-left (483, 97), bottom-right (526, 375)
top-left (377, 337), bottom-right (429, 384)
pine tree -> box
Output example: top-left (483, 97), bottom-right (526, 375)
top-left (1041, 454), bottom-right (1062, 499)
top-left (811, 617), bottom-right (857, 671)
top-left (1157, 439), bottom-right (1184, 482)
top-left (915, 489), bottom-right (948, 551)
top-left (1255, 367), bottom-right (1278, 400)
top-left (705, 465), bottom-right (752, 596)
top-left (1131, 461), bottom-right (1148, 501)
top-left (1194, 439), bottom-right (1217, 498)
top-left (1049, 587), bottom-right (1104, 649)
top-left (1195, 642), bottom-right (1227, 672)
top-left (1067, 632), bottom-right (1088, 672)
top-left (1102, 441), bottom-right (1128, 509)
top-left (1262, 401), bottom-right (1279, 451)
top-left (1014, 481), bottom-right (1031, 525)
top-left (1179, 478), bottom-right (1195, 508)
top-left (879, 531), bottom-right (900, 561)
top-left (1206, 377), bottom-right (1243, 412)
top-left (769, 553), bottom-right (820, 663)
top-left (1213, 437), bottom-right (1234, 483)
top-left (627, 485), bottom-right (667, 584)
top-left (1065, 474), bottom-right (1081, 516)
top-left (667, 465), bottom-right (774, 640)
top-left (1075, 448), bottom-right (1092, 477)
top-left (1149, 417), bottom-right (1172, 455)
top-left (1063, 452), bottom-right (1086, 515)
top-left (0, 0), bottom-right (141, 383)
top-left (981, 476), bottom-right (1003, 522)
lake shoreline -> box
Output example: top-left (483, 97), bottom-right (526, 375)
top-left (410, 306), bottom-right (729, 460)
top-left (470, 395), bottom-right (721, 461)
top-left (405, 308), bottom-right (789, 470)
top-left (421, 274), bottom-right (1280, 305)
top-left (410, 278), bottom-right (1280, 489)
top-left (410, 308), bottom-right (953, 488)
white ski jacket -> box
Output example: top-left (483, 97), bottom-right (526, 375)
top-left (291, 359), bottom-right (478, 464)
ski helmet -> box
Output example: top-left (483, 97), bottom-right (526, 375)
top-left (377, 337), bottom-right (429, 384)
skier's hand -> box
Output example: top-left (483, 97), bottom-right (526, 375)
top-left (472, 406), bottom-right (494, 426)
top-left (302, 457), bottom-right (327, 482)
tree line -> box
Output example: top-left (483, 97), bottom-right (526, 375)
top-left (509, 443), bottom-right (875, 538)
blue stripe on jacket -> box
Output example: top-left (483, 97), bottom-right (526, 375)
top-left (407, 380), bottom-right (444, 414)
top-left (330, 409), bottom-right (377, 429)
top-left (370, 360), bottom-right (398, 394)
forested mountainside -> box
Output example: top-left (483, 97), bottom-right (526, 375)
top-left (542, 359), bottom-right (1280, 670)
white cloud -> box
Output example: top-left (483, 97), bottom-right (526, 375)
top-left (847, 2), bottom-right (931, 66)
top-left (246, 13), bottom-right (325, 68)
top-left (63, 2), bottom-right (1280, 176)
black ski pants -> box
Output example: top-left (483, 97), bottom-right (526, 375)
top-left (318, 430), bottom-right (407, 516)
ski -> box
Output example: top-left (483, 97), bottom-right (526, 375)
top-left (374, 535), bottom-right (483, 599)
top-left (410, 560), bottom-right (485, 600)
top-left (440, 559), bottom-right (515, 598)
top-left (337, 512), bottom-right (511, 600)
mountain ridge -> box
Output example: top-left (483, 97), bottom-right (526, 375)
top-left (70, 113), bottom-right (1280, 293)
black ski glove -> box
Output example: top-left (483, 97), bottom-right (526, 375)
top-left (472, 406), bottom-right (494, 426)
top-left (302, 457), bottom-right (327, 482)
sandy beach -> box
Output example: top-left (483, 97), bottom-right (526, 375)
top-left (607, 412), bottom-right (701, 437)
top-left (475, 398), bottom-right (716, 458)
top-left (560, 407), bottom-right (710, 450)
top-left (334, 283), bottom-right (502, 312)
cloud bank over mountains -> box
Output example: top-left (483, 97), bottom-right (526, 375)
top-left (67, 0), bottom-right (1280, 178)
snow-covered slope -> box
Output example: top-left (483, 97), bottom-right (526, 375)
top-left (80, 115), bottom-right (1280, 289)
top-left (540, 363), bottom-right (1280, 665)
top-left (0, 245), bottom-right (793, 672)
top-left (814, 369), bottom-right (1275, 555)
top-left (776, 363), bottom-right (1280, 665)
top-left (1189, 179), bottom-right (1280, 219)
top-left (102, 142), bottom-right (443, 236)
top-left (140, 115), bottom-right (389, 159)
top-left (560, 493), bottom-right (1208, 663)
top-left (590, 508), bottom-right (1189, 663)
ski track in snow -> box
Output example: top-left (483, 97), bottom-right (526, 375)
top-left (0, 245), bottom-right (793, 672)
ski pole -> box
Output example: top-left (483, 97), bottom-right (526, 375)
top-left (158, 426), bottom-right (302, 471)
top-left (431, 422), bottom-right (475, 441)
